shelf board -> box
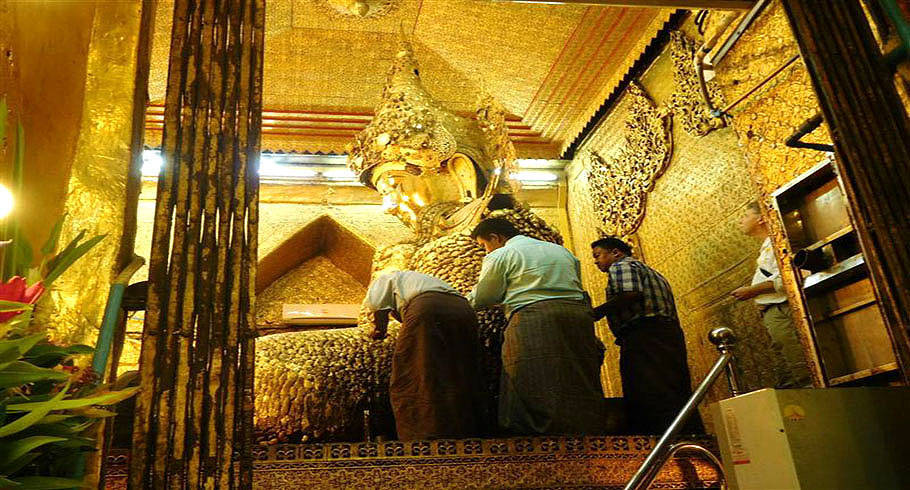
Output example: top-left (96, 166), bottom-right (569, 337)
top-left (803, 253), bottom-right (866, 291)
top-left (799, 224), bottom-right (855, 253)
top-left (812, 295), bottom-right (878, 323)
top-left (828, 362), bottom-right (899, 386)
top-left (771, 156), bottom-right (836, 206)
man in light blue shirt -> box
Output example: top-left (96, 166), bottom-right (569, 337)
top-left (468, 218), bottom-right (605, 436)
top-left (365, 270), bottom-right (484, 440)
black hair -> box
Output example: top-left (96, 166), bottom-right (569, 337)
top-left (471, 217), bottom-right (519, 240)
top-left (487, 193), bottom-right (516, 211)
top-left (590, 237), bottom-right (633, 256)
top-left (746, 201), bottom-right (761, 214)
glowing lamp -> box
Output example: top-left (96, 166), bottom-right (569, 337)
top-left (0, 183), bottom-right (13, 219)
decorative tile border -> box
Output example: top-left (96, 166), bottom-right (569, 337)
top-left (105, 436), bottom-right (720, 489)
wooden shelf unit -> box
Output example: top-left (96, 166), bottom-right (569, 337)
top-left (771, 159), bottom-right (899, 387)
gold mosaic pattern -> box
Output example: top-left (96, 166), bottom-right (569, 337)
top-left (582, 82), bottom-right (671, 237)
top-left (307, 0), bottom-right (400, 19)
top-left (712, 1), bottom-right (830, 196)
top-left (104, 436), bottom-right (721, 489)
top-left (256, 256), bottom-right (366, 325)
top-left (148, 0), bottom-right (671, 156)
top-left (638, 123), bottom-right (781, 399)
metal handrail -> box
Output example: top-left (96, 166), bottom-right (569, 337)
top-left (624, 326), bottom-right (740, 490)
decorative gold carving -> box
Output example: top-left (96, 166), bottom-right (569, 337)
top-left (667, 31), bottom-right (726, 137)
top-left (309, 0), bottom-right (399, 19)
top-left (582, 82), bottom-right (672, 237)
top-left (104, 436), bottom-right (721, 489)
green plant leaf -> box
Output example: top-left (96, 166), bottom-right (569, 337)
top-left (0, 475), bottom-right (23, 488)
top-left (0, 300), bottom-right (32, 313)
top-left (42, 230), bottom-right (84, 281)
top-left (6, 386), bottom-right (138, 413)
top-left (0, 363), bottom-right (65, 387)
top-left (0, 334), bottom-right (44, 372)
top-left (0, 381), bottom-right (69, 438)
top-left (40, 216), bottom-right (66, 257)
top-left (0, 452), bottom-right (38, 479)
top-left (68, 407), bottom-right (116, 419)
top-left (0, 362), bottom-right (69, 389)
top-left (23, 344), bottom-right (93, 368)
top-left (21, 420), bottom-right (95, 437)
top-left (32, 414), bottom-right (77, 425)
top-left (7, 476), bottom-right (87, 489)
top-left (3, 309), bottom-right (33, 335)
top-left (13, 236), bottom-right (33, 278)
top-left (0, 334), bottom-right (47, 356)
top-left (0, 436), bottom-right (67, 472)
top-left (43, 234), bottom-right (105, 288)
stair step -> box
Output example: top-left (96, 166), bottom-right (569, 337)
top-left (103, 435), bottom-right (721, 488)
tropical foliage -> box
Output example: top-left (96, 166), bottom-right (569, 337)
top-left (0, 99), bottom-right (137, 489)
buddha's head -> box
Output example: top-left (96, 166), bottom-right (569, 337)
top-left (348, 37), bottom-right (516, 232)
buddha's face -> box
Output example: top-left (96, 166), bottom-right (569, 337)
top-left (370, 154), bottom-right (482, 229)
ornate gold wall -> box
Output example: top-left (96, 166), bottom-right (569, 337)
top-left (567, 23), bottom-right (786, 414)
top-left (711, 0), bottom-right (834, 384)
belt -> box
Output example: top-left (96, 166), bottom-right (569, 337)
top-left (757, 302), bottom-right (786, 313)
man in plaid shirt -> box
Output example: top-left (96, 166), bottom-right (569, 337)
top-left (591, 237), bottom-right (702, 434)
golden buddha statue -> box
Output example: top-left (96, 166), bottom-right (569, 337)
top-left (254, 37), bottom-right (563, 444)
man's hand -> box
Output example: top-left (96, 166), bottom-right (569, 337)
top-left (370, 325), bottom-right (387, 340)
top-left (731, 285), bottom-right (759, 301)
top-left (370, 309), bottom-right (391, 340)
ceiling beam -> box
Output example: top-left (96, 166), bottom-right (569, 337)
top-left (486, 0), bottom-right (755, 9)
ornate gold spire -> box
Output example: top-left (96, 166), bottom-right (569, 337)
top-left (347, 36), bottom-right (515, 192)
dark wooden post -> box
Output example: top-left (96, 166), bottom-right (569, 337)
top-left (128, 0), bottom-right (264, 487)
top-left (780, 0), bottom-right (910, 382)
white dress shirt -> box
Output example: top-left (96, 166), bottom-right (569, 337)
top-left (751, 237), bottom-right (788, 305)
top-left (365, 270), bottom-right (460, 313)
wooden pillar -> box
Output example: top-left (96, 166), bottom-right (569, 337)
top-left (781, 0), bottom-right (910, 382)
top-left (128, 0), bottom-right (264, 487)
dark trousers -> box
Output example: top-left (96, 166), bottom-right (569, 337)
top-left (618, 317), bottom-right (704, 435)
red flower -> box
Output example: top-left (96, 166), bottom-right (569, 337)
top-left (0, 276), bottom-right (46, 323)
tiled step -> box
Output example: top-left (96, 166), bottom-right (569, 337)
top-left (103, 436), bottom-right (721, 489)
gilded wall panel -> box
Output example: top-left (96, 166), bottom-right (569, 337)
top-left (38, 1), bottom-right (143, 346)
top-left (711, 0), bottom-right (835, 384)
top-left (567, 27), bottom-right (786, 409)
top-left (712, 1), bottom-right (830, 196)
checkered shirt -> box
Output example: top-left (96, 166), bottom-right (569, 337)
top-left (605, 256), bottom-right (678, 334)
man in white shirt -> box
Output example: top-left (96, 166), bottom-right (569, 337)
top-left (469, 218), bottom-right (605, 436)
top-left (365, 270), bottom-right (484, 440)
top-left (732, 202), bottom-right (812, 388)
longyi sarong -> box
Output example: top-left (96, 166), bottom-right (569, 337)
top-left (499, 298), bottom-right (607, 435)
top-left (618, 316), bottom-right (704, 434)
top-left (391, 291), bottom-right (485, 440)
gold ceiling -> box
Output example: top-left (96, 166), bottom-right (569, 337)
top-left (146, 0), bottom-right (673, 158)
